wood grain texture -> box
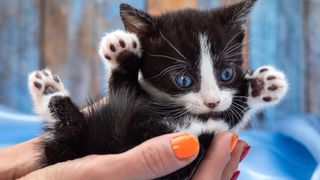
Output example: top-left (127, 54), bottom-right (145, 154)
top-left (198, 0), bottom-right (220, 9)
top-left (0, 0), bottom-right (40, 113)
top-left (40, 1), bottom-right (145, 106)
top-left (40, 0), bottom-right (92, 106)
top-left (250, 0), bottom-right (305, 126)
top-left (147, 0), bottom-right (197, 15)
top-left (305, 0), bottom-right (320, 114)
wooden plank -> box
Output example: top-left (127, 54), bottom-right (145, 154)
top-left (147, 0), bottom-right (197, 15)
top-left (198, 0), bottom-right (221, 9)
top-left (0, 0), bottom-right (40, 113)
top-left (305, 0), bottom-right (320, 114)
top-left (222, 0), bottom-right (243, 5)
top-left (249, 0), bottom-right (305, 126)
top-left (40, 1), bottom-right (145, 107)
top-left (41, 0), bottom-right (90, 107)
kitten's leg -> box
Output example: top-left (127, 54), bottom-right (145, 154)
top-left (99, 30), bottom-right (142, 90)
top-left (28, 70), bottom-right (86, 164)
top-left (28, 70), bottom-right (69, 126)
top-left (247, 65), bottom-right (288, 108)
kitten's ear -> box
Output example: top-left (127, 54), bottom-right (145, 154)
top-left (218, 0), bottom-right (257, 29)
top-left (120, 3), bottom-right (155, 37)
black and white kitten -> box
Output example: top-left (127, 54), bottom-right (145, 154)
top-left (28, 0), bottom-right (288, 179)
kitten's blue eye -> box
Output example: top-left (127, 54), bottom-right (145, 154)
top-left (220, 67), bottom-right (235, 82)
top-left (175, 74), bottom-right (193, 88)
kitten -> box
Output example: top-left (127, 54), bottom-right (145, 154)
top-left (28, 0), bottom-right (288, 179)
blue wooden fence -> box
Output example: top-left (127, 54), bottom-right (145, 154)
top-left (0, 0), bottom-right (319, 126)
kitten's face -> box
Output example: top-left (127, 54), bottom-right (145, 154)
top-left (120, 1), bottom-right (255, 120)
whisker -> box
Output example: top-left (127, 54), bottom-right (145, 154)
top-left (232, 100), bottom-right (250, 110)
top-left (228, 106), bottom-right (238, 126)
top-left (146, 53), bottom-right (190, 65)
top-left (147, 64), bottom-right (185, 80)
top-left (223, 38), bottom-right (253, 58)
top-left (232, 103), bottom-right (248, 115)
top-left (232, 102), bottom-right (249, 112)
top-left (224, 52), bottom-right (249, 59)
top-left (233, 99), bottom-right (249, 105)
top-left (231, 105), bottom-right (243, 124)
top-left (160, 31), bottom-right (188, 61)
top-left (221, 31), bottom-right (243, 57)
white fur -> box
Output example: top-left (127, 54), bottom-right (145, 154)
top-left (28, 70), bottom-right (69, 128)
top-left (232, 108), bottom-right (258, 131)
top-left (175, 116), bottom-right (229, 137)
top-left (234, 66), bottom-right (289, 131)
top-left (138, 72), bottom-right (174, 102)
top-left (99, 30), bottom-right (142, 69)
top-left (247, 65), bottom-right (288, 108)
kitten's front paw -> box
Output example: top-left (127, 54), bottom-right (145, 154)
top-left (28, 70), bottom-right (68, 117)
top-left (248, 66), bottom-right (288, 107)
top-left (99, 30), bottom-right (142, 68)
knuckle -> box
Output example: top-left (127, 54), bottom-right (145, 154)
top-left (217, 131), bottom-right (234, 139)
top-left (142, 145), bottom-right (170, 177)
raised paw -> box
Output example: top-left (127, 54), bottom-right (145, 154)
top-left (28, 70), bottom-right (68, 115)
top-left (248, 66), bottom-right (288, 107)
top-left (99, 30), bottom-right (142, 68)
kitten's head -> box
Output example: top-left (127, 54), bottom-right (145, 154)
top-left (120, 0), bottom-right (256, 124)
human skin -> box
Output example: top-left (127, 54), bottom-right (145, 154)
top-left (0, 132), bottom-right (248, 180)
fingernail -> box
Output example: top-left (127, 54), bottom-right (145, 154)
top-left (230, 133), bottom-right (238, 152)
top-left (171, 133), bottom-right (199, 159)
top-left (231, 170), bottom-right (240, 180)
top-left (240, 146), bottom-right (251, 162)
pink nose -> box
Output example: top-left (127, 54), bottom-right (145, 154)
top-left (204, 101), bottom-right (220, 109)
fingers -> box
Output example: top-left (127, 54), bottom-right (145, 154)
top-left (112, 133), bottom-right (200, 179)
top-left (221, 140), bottom-right (249, 180)
top-left (193, 132), bottom-right (237, 180)
top-left (22, 133), bottom-right (199, 180)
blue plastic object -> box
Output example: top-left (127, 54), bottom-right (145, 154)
top-left (0, 105), bottom-right (41, 148)
top-left (239, 131), bottom-right (317, 180)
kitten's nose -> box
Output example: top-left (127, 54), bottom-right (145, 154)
top-left (204, 101), bottom-right (220, 109)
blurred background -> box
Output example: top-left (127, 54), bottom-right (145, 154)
top-left (1, 0), bottom-right (319, 125)
top-left (0, 0), bottom-right (319, 179)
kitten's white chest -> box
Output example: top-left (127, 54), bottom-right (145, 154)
top-left (174, 117), bottom-right (230, 137)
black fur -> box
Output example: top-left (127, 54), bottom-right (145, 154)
top-left (39, 1), bottom-right (256, 179)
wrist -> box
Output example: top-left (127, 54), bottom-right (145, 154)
top-left (0, 137), bottom-right (42, 179)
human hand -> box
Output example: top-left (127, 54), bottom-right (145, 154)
top-left (20, 132), bottom-right (249, 180)
top-left (193, 132), bottom-right (250, 180)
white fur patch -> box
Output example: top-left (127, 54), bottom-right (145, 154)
top-left (247, 65), bottom-right (288, 108)
top-left (232, 108), bottom-right (258, 131)
top-left (28, 70), bottom-right (69, 128)
top-left (175, 116), bottom-right (229, 137)
top-left (138, 71), bottom-right (174, 102)
top-left (234, 65), bottom-right (289, 131)
top-left (99, 30), bottom-right (142, 69)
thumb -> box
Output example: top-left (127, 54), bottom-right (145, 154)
top-left (119, 133), bottom-right (199, 179)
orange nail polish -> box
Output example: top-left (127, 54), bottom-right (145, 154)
top-left (230, 133), bottom-right (238, 152)
top-left (171, 133), bottom-right (199, 159)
